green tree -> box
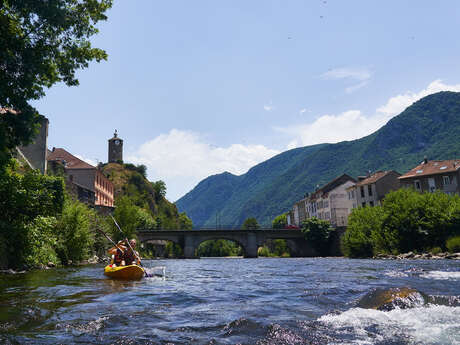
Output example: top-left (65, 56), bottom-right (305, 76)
top-left (272, 213), bottom-right (287, 229)
top-left (152, 180), bottom-right (167, 199)
top-left (0, 161), bottom-right (65, 268)
top-left (342, 205), bottom-right (384, 257)
top-left (178, 212), bottom-right (193, 229)
top-left (0, 0), bottom-right (112, 165)
top-left (301, 217), bottom-right (333, 256)
top-left (242, 217), bottom-right (260, 230)
top-left (55, 198), bottom-right (95, 264)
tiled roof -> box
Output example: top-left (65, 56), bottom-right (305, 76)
top-left (310, 174), bottom-right (356, 199)
top-left (355, 170), bottom-right (400, 186)
top-left (47, 148), bottom-right (95, 170)
top-left (399, 159), bottom-right (460, 179)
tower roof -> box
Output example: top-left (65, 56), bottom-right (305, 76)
top-left (109, 129), bottom-right (122, 141)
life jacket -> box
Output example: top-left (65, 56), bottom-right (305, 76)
top-left (123, 249), bottom-right (139, 265)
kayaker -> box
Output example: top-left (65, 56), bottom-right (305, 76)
top-left (108, 241), bottom-right (127, 266)
top-left (123, 239), bottom-right (141, 265)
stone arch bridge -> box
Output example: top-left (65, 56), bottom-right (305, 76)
top-left (137, 229), bottom-right (317, 258)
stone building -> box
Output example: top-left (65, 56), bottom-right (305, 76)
top-left (1, 108), bottom-right (49, 174)
top-left (108, 130), bottom-right (123, 163)
top-left (399, 158), bottom-right (460, 195)
top-left (47, 148), bottom-right (114, 207)
top-left (347, 170), bottom-right (401, 208)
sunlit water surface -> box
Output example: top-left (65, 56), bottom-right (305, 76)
top-left (1, 258), bottom-right (459, 344)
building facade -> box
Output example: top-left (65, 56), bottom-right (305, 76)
top-left (289, 174), bottom-right (356, 228)
top-left (47, 148), bottom-right (114, 207)
top-left (347, 170), bottom-right (401, 208)
top-left (399, 158), bottom-right (460, 195)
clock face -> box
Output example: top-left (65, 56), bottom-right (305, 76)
top-left (114, 140), bottom-right (120, 145)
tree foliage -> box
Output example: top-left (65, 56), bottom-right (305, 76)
top-left (0, 161), bottom-right (65, 268)
top-left (301, 217), bottom-right (333, 256)
top-left (55, 198), bottom-right (95, 264)
top-left (0, 0), bottom-right (112, 164)
top-left (342, 188), bottom-right (460, 257)
top-left (242, 217), bottom-right (260, 230)
top-left (196, 240), bottom-right (242, 257)
top-left (272, 213), bottom-right (287, 229)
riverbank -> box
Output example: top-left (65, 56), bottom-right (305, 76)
top-left (374, 251), bottom-right (460, 260)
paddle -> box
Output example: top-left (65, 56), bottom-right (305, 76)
top-left (109, 214), bottom-right (151, 277)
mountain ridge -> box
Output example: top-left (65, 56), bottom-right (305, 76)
top-left (177, 91), bottom-right (460, 227)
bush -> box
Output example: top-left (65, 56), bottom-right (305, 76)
top-left (272, 214), bottom-right (287, 229)
top-left (23, 216), bottom-right (59, 268)
top-left (301, 217), bottom-right (332, 256)
top-left (446, 236), bottom-right (460, 253)
top-left (430, 247), bottom-right (443, 255)
top-left (242, 217), bottom-right (260, 230)
top-left (55, 199), bottom-right (94, 264)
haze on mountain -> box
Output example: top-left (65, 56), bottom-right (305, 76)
top-left (176, 91), bottom-right (460, 227)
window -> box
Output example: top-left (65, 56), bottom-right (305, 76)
top-left (360, 186), bottom-right (365, 198)
top-left (368, 185), bottom-right (373, 196)
top-left (414, 180), bottom-right (421, 190)
top-left (362, 202), bottom-right (366, 207)
top-left (370, 201), bottom-right (374, 207)
top-left (443, 176), bottom-right (451, 185)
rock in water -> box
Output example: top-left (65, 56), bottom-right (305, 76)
top-left (358, 287), bottom-right (427, 311)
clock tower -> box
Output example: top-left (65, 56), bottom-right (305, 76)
top-left (108, 130), bottom-right (123, 163)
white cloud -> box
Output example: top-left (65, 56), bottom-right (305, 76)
top-left (75, 154), bottom-right (98, 167)
top-left (321, 67), bottom-right (372, 81)
top-left (322, 66), bottom-right (372, 94)
top-left (127, 129), bottom-right (279, 201)
top-left (276, 79), bottom-right (460, 148)
top-left (345, 81), bottom-right (368, 94)
top-left (299, 108), bottom-right (307, 114)
top-left (264, 100), bottom-right (274, 112)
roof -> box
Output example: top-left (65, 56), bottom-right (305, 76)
top-left (47, 148), bottom-right (95, 170)
top-left (355, 170), bottom-right (400, 186)
top-left (310, 174), bottom-right (356, 199)
top-left (399, 159), bottom-right (460, 180)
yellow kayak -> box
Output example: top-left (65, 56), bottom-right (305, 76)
top-left (104, 264), bottom-right (145, 280)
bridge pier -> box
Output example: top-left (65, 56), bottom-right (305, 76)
top-left (183, 235), bottom-right (197, 259)
top-left (244, 233), bottom-right (258, 258)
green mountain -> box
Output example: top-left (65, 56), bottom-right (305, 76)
top-left (176, 91), bottom-right (460, 227)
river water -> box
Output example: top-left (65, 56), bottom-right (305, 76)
top-left (1, 258), bottom-right (459, 344)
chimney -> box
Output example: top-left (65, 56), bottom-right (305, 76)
top-left (52, 147), bottom-right (55, 152)
top-left (423, 156), bottom-right (428, 164)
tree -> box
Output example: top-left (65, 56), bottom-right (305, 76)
top-left (242, 217), bottom-right (260, 230)
top-left (178, 212), bottom-right (193, 230)
top-left (301, 217), bottom-right (333, 256)
top-left (151, 180), bottom-right (167, 199)
top-left (0, 0), bottom-right (112, 165)
top-left (272, 213), bottom-right (287, 229)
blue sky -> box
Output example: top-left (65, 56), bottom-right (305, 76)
top-left (34, 1), bottom-right (460, 201)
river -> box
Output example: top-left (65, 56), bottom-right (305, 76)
top-left (1, 258), bottom-right (459, 344)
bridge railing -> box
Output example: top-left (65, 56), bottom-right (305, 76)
top-left (137, 227), bottom-right (302, 232)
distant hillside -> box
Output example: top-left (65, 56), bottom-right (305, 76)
top-left (176, 91), bottom-right (460, 227)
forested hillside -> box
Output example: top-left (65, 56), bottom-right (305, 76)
top-left (177, 91), bottom-right (460, 227)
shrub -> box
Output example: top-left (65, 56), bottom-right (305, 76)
top-left (430, 247), bottom-right (443, 255)
top-left (342, 205), bottom-right (384, 257)
top-left (55, 199), bottom-right (94, 264)
top-left (242, 217), bottom-right (260, 230)
top-left (272, 214), bottom-right (287, 229)
top-left (446, 236), bottom-right (460, 253)
top-left (301, 217), bottom-right (333, 256)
